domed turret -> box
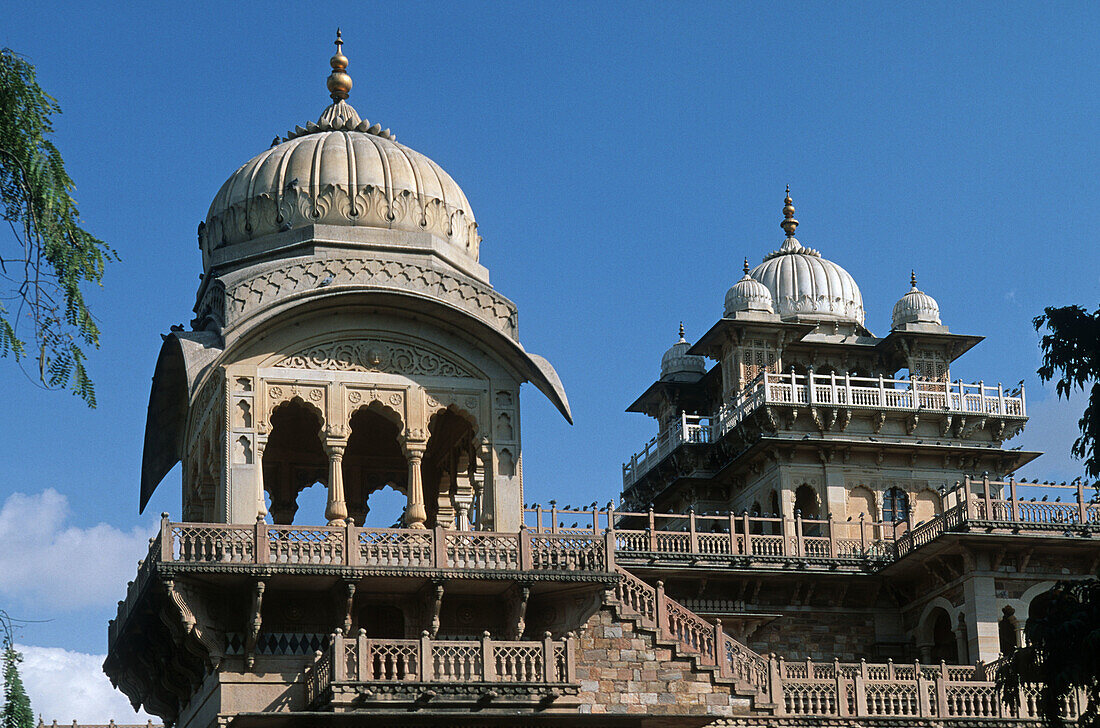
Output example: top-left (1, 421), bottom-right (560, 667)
top-left (200, 32), bottom-right (479, 273)
top-left (892, 270), bottom-right (942, 329)
top-left (748, 189), bottom-right (865, 326)
top-left (661, 323), bottom-right (706, 382)
top-left (725, 258), bottom-right (775, 316)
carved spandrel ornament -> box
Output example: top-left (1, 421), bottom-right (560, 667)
top-left (276, 339), bottom-right (475, 378)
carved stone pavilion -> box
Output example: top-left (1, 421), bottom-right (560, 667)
top-left (104, 33), bottom-right (1098, 728)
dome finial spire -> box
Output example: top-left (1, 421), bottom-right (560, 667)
top-left (743, 257), bottom-right (750, 275)
top-left (327, 28), bottom-right (352, 101)
top-left (910, 269), bottom-right (918, 289)
top-left (678, 321), bottom-right (686, 342)
top-left (780, 185), bottom-right (798, 238)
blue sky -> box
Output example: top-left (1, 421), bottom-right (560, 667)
top-left (1, 2), bottom-right (1097, 718)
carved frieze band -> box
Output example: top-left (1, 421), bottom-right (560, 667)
top-left (201, 186), bottom-right (480, 260)
top-left (276, 339), bottom-right (475, 378)
top-left (205, 256), bottom-right (518, 337)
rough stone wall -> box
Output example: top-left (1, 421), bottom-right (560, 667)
top-left (574, 607), bottom-right (752, 717)
top-left (747, 611), bottom-right (881, 662)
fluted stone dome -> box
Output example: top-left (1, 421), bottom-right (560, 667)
top-left (725, 258), bottom-right (775, 316)
top-left (198, 37), bottom-right (479, 272)
top-left (748, 191), bottom-right (865, 325)
top-left (892, 272), bottom-right (941, 329)
top-left (661, 325), bottom-right (706, 382)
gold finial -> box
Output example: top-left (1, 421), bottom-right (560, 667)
top-left (780, 185), bottom-right (798, 238)
top-left (327, 28), bottom-right (352, 101)
top-left (910, 269), bottom-right (918, 289)
top-left (678, 321), bottom-right (686, 342)
top-left (743, 257), bottom-right (750, 275)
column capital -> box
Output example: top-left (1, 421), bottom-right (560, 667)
top-left (402, 439), bottom-right (428, 459)
top-left (325, 442), bottom-right (347, 458)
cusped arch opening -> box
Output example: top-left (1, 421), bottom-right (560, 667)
top-left (343, 405), bottom-right (408, 527)
top-left (263, 398), bottom-right (327, 525)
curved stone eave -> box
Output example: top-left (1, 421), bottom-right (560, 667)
top-left (140, 331), bottom-right (224, 513)
top-left (219, 285), bottom-right (573, 423)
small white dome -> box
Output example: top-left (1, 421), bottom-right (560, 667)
top-left (892, 272), bottom-right (941, 329)
top-left (748, 191), bottom-right (865, 325)
top-left (725, 259), bottom-right (775, 316)
top-left (661, 325), bottom-right (706, 382)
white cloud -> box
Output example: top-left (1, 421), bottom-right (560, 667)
top-left (0, 489), bottom-right (154, 611)
top-left (1014, 390), bottom-right (1089, 482)
top-left (15, 643), bottom-right (155, 723)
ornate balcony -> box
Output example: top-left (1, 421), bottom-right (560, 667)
top-left (304, 629), bottom-right (578, 711)
top-left (108, 517), bottom-right (612, 651)
top-left (623, 373), bottom-right (1028, 488)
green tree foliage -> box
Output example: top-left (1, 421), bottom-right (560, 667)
top-left (0, 48), bottom-right (115, 407)
top-left (1, 614), bottom-right (33, 728)
top-left (997, 578), bottom-right (1100, 728)
top-left (1034, 304), bottom-right (1100, 478)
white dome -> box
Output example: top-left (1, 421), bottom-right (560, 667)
top-left (748, 191), bottom-right (865, 325)
top-left (661, 325), bottom-right (706, 382)
top-left (725, 259), bottom-right (775, 316)
top-left (892, 272), bottom-right (941, 329)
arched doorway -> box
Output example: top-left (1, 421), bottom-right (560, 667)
top-left (794, 484), bottom-right (820, 535)
top-left (342, 405), bottom-right (407, 526)
top-left (262, 399), bottom-right (327, 524)
top-left (423, 408), bottom-right (477, 529)
top-left (930, 609), bottom-right (958, 664)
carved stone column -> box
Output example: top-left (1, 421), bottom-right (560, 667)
top-left (325, 443), bottom-right (349, 525)
top-left (476, 441), bottom-right (494, 530)
top-left (405, 442), bottom-right (428, 528)
top-left (255, 438), bottom-right (268, 518)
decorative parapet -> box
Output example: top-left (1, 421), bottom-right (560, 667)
top-left (304, 629), bottom-right (576, 710)
top-left (623, 373), bottom-right (1027, 488)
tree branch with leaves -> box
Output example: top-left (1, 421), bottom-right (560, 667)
top-left (0, 48), bottom-right (116, 407)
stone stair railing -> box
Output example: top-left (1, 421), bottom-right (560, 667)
top-left (609, 566), bottom-right (770, 698)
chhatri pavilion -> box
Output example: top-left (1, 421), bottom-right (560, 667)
top-left (104, 33), bottom-right (1098, 728)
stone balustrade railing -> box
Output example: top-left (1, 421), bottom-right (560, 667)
top-left (304, 629), bottom-right (575, 708)
top-left (154, 515), bottom-right (610, 570)
top-left (770, 656), bottom-right (1087, 720)
top-left (527, 477), bottom-right (1099, 568)
top-left (624, 372), bottom-right (1027, 487)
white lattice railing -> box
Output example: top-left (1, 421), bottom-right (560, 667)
top-left (623, 372), bottom-right (1027, 487)
top-left (304, 629), bottom-right (575, 707)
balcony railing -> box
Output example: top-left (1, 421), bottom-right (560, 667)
top-left (769, 656), bottom-right (1087, 720)
top-left (623, 373), bottom-right (1027, 488)
top-left (525, 477), bottom-right (1099, 567)
top-left (305, 629), bottom-right (575, 708)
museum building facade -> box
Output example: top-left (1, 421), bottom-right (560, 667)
top-left (104, 35), bottom-right (1098, 728)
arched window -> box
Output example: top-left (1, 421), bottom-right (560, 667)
top-left (883, 487), bottom-right (909, 523)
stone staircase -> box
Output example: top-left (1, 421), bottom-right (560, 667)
top-left (608, 565), bottom-right (776, 711)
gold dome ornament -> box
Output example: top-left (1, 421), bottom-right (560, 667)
top-left (327, 29), bottom-right (352, 101)
top-left (780, 185), bottom-right (798, 238)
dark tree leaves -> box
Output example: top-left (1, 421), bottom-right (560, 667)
top-left (1033, 304), bottom-right (1100, 478)
top-left (0, 48), bottom-right (116, 407)
top-left (997, 578), bottom-right (1100, 728)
